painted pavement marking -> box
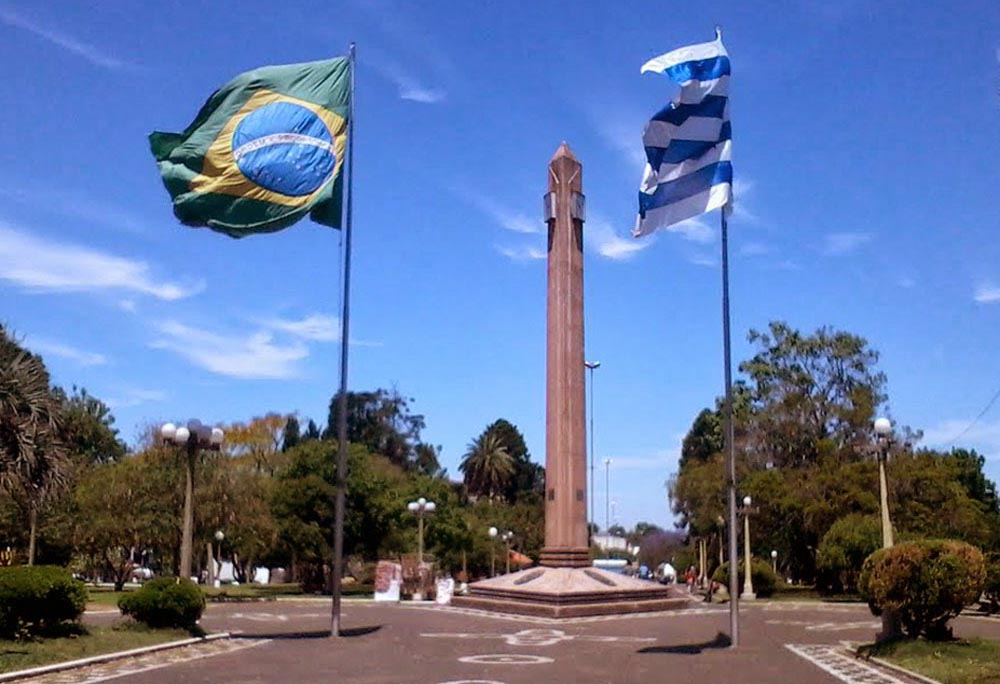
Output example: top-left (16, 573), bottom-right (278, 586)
top-left (227, 611), bottom-right (332, 622)
top-left (437, 680), bottom-right (507, 684)
top-left (786, 644), bottom-right (912, 684)
top-left (767, 619), bottom-right (881, 632)
top-left (421, 627), bottom-right (655, 648)
top-left (457, 655), bottom-right (553, 665)
top-left (404, 604), bottom-right (724, 625)
top-left (17, 638), bottom-right (271, 684)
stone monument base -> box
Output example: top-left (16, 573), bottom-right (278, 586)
top-left (451, 566), bottom-right (691, 618)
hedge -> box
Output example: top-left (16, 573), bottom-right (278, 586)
top-left (711, 559), bottom-right (777, 598)
top-left (0, 566), bottom-right (88, 639)
top-left (859, 539), bottom-right (985, 640)
top-left (118, 577), bottom-right (205, 629)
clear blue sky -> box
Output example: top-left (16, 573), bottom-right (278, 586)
top-left (1, 1), bottom-right (998, 530)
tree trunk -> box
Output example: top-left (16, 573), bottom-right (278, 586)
top-left (27, 507), bottom-right (37, 566)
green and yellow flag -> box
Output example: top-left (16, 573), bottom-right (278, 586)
top-left (150, 57), bottom-right (350, 238)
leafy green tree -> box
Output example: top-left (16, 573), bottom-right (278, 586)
top-left (281, 416), bottom-right (301, 452)
top-left (481, 419), bottom-right (543, 501)
top-left (460, 432), bottom-right (515, 502)
top-left (303, 419), bottom-right (321, 442)
top-left (56, 386), bottom-right (126, 466)
top-left (816, 514), bottom-right (881, 593)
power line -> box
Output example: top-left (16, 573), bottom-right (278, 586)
top-left (946, 383), bottom-right (1000, 445)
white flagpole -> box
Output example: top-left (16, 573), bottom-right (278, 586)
top-left (331, 41), bottom-right (356, 638)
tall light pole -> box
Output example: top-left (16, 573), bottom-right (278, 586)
top-left (873, 418), bottom-right (895, 548)
top-left (770, 549), bottom-right (778, 575)
top-left (873, 417), bottom-right (899, 640)
top-left (160, 421), bottom-right (224, 581)
top-left (488, 527), bottom-right (498, 577)
top-left (585, 360), bottom-right (600, 541)
top-left (213, 530), bottom-right (224, 586)
top-left (603, 458), bottom-right (612, 533)
top-left (407, 497), bottom-right (436, 565)
top-left (742, 495), bottom-right (756, 600)
top-left (501, 530), bottom-right (514, 574)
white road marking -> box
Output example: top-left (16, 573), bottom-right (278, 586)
top-left (767, 619), bottom-right (880, 632)
top-left (17, 638), bottom-right (270, 684)
top-left (786, 644), bottom-right (911, 684)
top-left (404, 604), bottom-right (723, 625)
top-left (457, 655), bottom-right (553, 665)
top-left (437, 680), bottom-right (508, 684)
top-left (422, 628), bottom-right (655, 648)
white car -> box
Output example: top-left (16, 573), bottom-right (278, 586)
top-left (656, 562), bottom-right (677, 584)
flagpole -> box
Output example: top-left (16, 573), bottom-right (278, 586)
top-left (331, 41), bottom-right (356, 638)
top-left (721, 205), bottom-right (739, 647)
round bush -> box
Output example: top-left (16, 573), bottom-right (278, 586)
top-left (0, 566), bottom-right (88, 639)
top-left (816, 514), bottom-right (881, 594)
top-left (982, 552), bottom-right (1000, 613)
top-left (118, 577), bottom-right (205, 629)
top-left (711, 559), bottom-right (777, 598)
top-left (859, 539), bottom-right (986, 640)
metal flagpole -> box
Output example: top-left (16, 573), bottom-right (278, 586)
top-left (721, 206), bottom-right (739, 647)
top-left (331, 41), bottom-right (356, 638)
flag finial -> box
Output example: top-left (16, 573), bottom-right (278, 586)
top-left (715, 25), bottom-right (723, 41)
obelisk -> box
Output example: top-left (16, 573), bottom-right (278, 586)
top-left (539, 142), bottom-right (589, 568)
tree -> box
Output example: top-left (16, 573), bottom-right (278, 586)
top-left (0, 328), bottom-right (70, 564)
top-left (460, 432), bottom-right (515, 502)
top-left (223, 413), bottom-right (287, 474)
top-left (481, 419), bottom-right (543, 501)
top-left (325, 388), bottom-right (432, 472)
top-left (281, 416), bottom-right (301, 452)
top-left (57, 386), bottom-right (127, 466)
top-left (303, 419), bottom-right (321, 442)
top-left (740, 321), bottom-right (886, 467)
top-left (816, 514), bottom-right (881, 593)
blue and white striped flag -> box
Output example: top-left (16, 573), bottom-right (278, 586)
top-left (634, 30), bottom-right (732, 238)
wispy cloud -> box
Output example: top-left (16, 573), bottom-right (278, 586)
top-left (0, 224), bottom-right (202, 300)
top-left (367, 58), bottom-right (445, 103)
top-left (896, 275), bottom-right (916, 289)
top-left (496, 245), bottom-right (546, 262)
top-left (0, 6), bottom-right (132, 70)
top-left (974, 283), bottom-right (1000, 304)
top-left (586, 216), bottom-right (654, 261)
top-left (667, 217), bottom-right (715, 244)
top-left (26, 338), bottom-right (106, 367)
top-left (687, 251), bottom-right (718, 268)
top-left (460, 189), bottom-right (541, 235)
top-left (822, 231), bottom-right (872, 256)
top-left (106, 388), bottom-right (166, 410)
top-left (150, 321), bottom-right (309, 380)
top-left (921, 418), bottom-right (1000, 461)
top-left (262, 314), bottom-right (340, 342)
top-left (588, 111), bottom-right (648, 168)
top-left (0, 185), bottom-right (149, 236)
top-left (740, 241), bottom-right (771, 257)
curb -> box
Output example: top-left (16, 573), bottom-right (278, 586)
top-left (0, 632), bottom-right (230, 682)
top-left (849, 645), bottom-right (943, 684)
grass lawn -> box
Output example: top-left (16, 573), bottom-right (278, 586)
top-left (768, 585), bottom-right (862, 603)
top-left (864, 638), bottom-right (1000, 684)
top-left (0, 624), bottom-right (192, 674)
top-left (86, 588), bottom-right (129, 609)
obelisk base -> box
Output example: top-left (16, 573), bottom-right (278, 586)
top-left (539, 547), bottom-right (591, 568)
top-left (452, 567), bottom-right (691, 618)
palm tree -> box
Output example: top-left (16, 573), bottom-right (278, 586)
top-left (460, 433), bottom-right (515, 501)
top-left (0, 347), bottom-right (69, 564)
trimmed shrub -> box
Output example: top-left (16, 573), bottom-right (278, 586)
top-left (118, 577), bottom-right (205, 629)
top-left (983, 552), bottom-right (1000, 613)
top-left (859, 539), bottom-right (986, 640)
top-left (0, 565), bottom-right (88, 639)
top-left (711, 559), bottom-right (777, 598)
top-left (816, 514), bottom-right (881, 594)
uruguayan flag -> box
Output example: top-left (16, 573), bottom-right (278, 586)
top-left (634, 30), bottom-right (732, 238)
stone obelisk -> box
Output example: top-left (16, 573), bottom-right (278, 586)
top-left (452, 143), bottom-right (687, 617)
top-left (539, 142), bottom-right (590, 568)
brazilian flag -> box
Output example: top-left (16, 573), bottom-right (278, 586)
top-left (150, 57), bottom-right (350, 238)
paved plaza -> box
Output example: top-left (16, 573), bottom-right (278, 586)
top-left (24, 599), bottom-right (1000, 684)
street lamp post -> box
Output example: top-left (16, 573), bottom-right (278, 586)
top-left (873, 418), bottom-right (895, 548)
top-left (585, 360), bottom-right (600, 541)
top-left (604, 458), bottom-right (611, 533)
top-left (160, 421), bottom-right (224, 581)
top-left (873, 416), bottom-right (900, 640)
top-left (742, 495), bottom-right (756, 600)
top-left (770, 549), bottom-right (778, 575)
top-left (407, 497), bottom-right (436, 565)
top-left (501, 530), bottom-right (514, 574)
top-left (213, 530), bottom-right (224, 586)
top-left (488, 527), bottom-right (498, 577)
